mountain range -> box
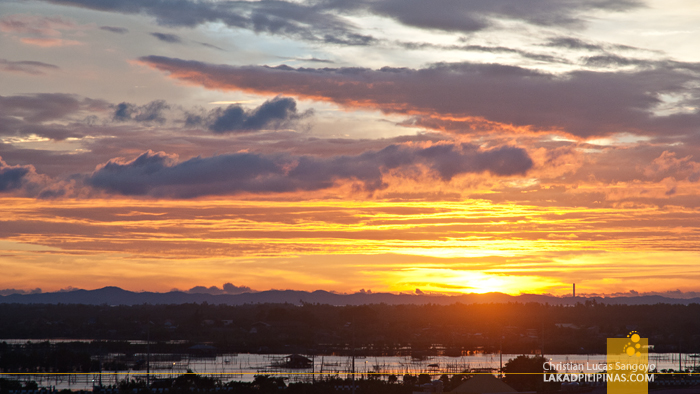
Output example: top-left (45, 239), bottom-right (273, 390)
top-left (2, 287), bottom-right (700, 306)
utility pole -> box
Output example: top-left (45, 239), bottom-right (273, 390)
top-left (147, 323), bottom-right (151, 389)
top-left (499, 326), bottom-right (504, 379)
top-left (499, 339), bottom-right (503, 379)
top-left (351, 321), bottom-right (356, 394)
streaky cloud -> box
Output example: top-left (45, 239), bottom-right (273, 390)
top-left (0, 59), bottom-right (59, 75)
top-left (150, 32), bottom-right (181, 43)
top-left (37, 0), bottom-right (643, 42)
top-left (139, 56), bottom-right (700, 138)
top-left (99, 26), bottom-right (128, 34)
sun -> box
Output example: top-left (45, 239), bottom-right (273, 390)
top-left (387, 268), bottom-right (565, 295)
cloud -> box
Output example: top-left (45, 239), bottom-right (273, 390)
top-left (321, 0), bottom-right (642, 35)
top-left (0, 93), bottom-right (97, 123)
top-left (19, 37), bottom-right (82, 47)
top-left (0, 288), bottom-right (42, 296)
top-left (187, 96), bottom-right (312, 133)
top-left (198, 42), bottom-right (224, 51)
top-left (644, 151), bottom-right (700, 182)
top-left (0, 157), bottom-right (40, 193)
top-left (0, 162), bottom-right (31, 192)
top-left (150, 32), bottom-right (181, 43)
top-left (86, 143), bottom-right (533, 198)
top-left (0, 59), bottom-right (59, 75)
top-left (0, 93), bottom-right (112, 141)
top-left (100, 26), bottom-right (128, 34)
top-left (186, 283), bottom-right (253, 295)
top-left (293, 57), bottom-right (335, 64)
top-left (223, 283), bottom-right (253, 294)
top-left (545, 36), bottom-right (605, 51)
top-left (139, 56), bottom-right (700, 138)
top-left (37, 0), bottom-right (643, 45)
top-left (113, 100), bottom-right (170, 123)
top-left (0, 14), bottom-right (84, 47)
top-left (0, 14), bottom-right (77, 36)
top-left (40, 0), bottom-right (376, 46)
top-left (397, 41), bottom-right (570, 64)
top-left (582, 54), bottom-right (650, 67)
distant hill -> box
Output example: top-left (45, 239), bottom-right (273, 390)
top-left (1, 286), bottom-right (699, 306)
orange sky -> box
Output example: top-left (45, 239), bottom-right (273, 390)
top-left (2, 196), bottom-right (700, 296)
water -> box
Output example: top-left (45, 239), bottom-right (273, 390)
top-left (2, 352), bottom-right (697, 391)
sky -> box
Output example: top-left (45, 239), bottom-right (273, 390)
top-left (1, 0), bottom-right (700, 297)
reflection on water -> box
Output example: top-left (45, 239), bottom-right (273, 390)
top-left (2, 352), bottom-right (694, 391)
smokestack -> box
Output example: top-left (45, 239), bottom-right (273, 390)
top-left (573, 283), bottom-right (576, 298)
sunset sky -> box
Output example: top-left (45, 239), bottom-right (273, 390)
top-left (2, 0), bottom-right (700, 297)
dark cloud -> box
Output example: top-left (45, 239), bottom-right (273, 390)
top-left (322, 0), bottom-right (642, 32)
top-left (140, 56), bottom-right (700, 138)
top-left (0, 288), bottom-right (42, 296)
top-left (285, 57), bottom-right (335, 64)
top-left (0, 93), bottom-right (83, 122)
top-left (187, 97), bottom-right (311, 134)
top-left (582, 54), bottom-right (650, 67)
top-left (187, 283), bottom-right (253, 295)
top-left (0, 163), bottom-right (30, 192)
top-left (39, 0), bottom-right (643, 44)
top-left (0, 93), bottom-right (114, 141)
top-left (0, 157), bottom-right (38, 193)
top-left (546, 36), bottom-right (605, 51)
top-left (150, 32), bottom-right (182, 43)
top-left (0, 59), bottom-right (59, 75)
top-left (198, 42), bottom-right (224, 51)
top-left (99, 26), bottom-right (128, 34)
top-left (113, 100), bottom-right (170, 123)
top-left (86, 143), bottom-right (533, 198)
top-left (545, 36), bottom-right (642, 53)
top-left (396, 41), bottom-right (569, 64)
top-left (42, 0), bottom-right (376, 46)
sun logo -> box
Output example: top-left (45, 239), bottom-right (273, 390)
top-left (624, 331), bottom-right (642, 357)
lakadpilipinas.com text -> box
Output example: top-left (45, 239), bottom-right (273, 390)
top-left (543, 362), bottom-right (655, 382)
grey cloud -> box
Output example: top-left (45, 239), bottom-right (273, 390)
top-left (397, 41), bottom-right (570, 64)
top-left (546, 37), bottom-right (605, 51)
top-left (0, 157), bottom-right (38, 193)
top-left (0, 93), bottom-right (84, 122)
top-left (113, 100), bottom-right (170, 123)
top-left (187, 283), bottom-right (253, 295)
top-left (223, 283), bottom-right (253, 294)
top-left (187, 96), bottom-right (311, 134)
top-left (86, 143), bottom-right (533, 198)
top-left (39, 0), bottom-right (640, 46)
top-left (0, 164), bottom-right (30, 192)
top-left (319, 0), bottom-right (642, 32)
top-left (583, 54), bottom-right (650, 67)
top-left (42, 0), bottom-right (376, 46)
top-left (99, 26), bottom-right (128, 34)
top-left (0, 288), bottom-right (42, 296)
top-left (140, 56), bottom-right (700, 138)
top-left (0, 93), bottom-right (113, 140)
top-left (198, 42), bottom-right (224, 51)
top-left (0, 59), bottom-right (59, 75)
top-left (150, 32), bottom-right (182, 43)
top-left (297, 57), bottom-right (334, 64)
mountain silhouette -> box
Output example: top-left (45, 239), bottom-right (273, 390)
top-left (1, 287), bottom-right (699, 305)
